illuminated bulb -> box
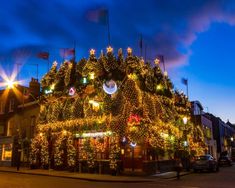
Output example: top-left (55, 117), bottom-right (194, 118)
top-left (164, 71), bottom-right (168, 76)
top-left (89, 100), bottom-right (94, 104)
top-left (39, 133), bottom-right (43, 137)
top-left (156, 84), bottom-right (162, 90)
top-left (83, 77), bottom-right (87, 84)
top-left (183, 117), bottom-right (188, 124)
top-left (50, 84), bottom-right (55, 90)
top-left (89, 72), bottom-right (95, 79)
top-left (92, 101), bottom-right (99, 107)
top-left (63, 130), bottom-right (67, 135)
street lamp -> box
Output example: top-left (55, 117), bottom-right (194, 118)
top-left (130, 142), bottom-right (136, 172)
top-left (182, 116), bottom-right (188, 145)
top-left (182, 117), bottom-right (190, 170)
top-left (231, 137), bottom-right (234, 142)
top-left (6, 80), bottom-right (15, 89)
top-left (183, 117), bottom-right (188, 126)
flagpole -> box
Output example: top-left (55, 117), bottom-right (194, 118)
top-left (47, 50), bottom-right (49, 71)
top-left (140, 34), bottom-right (143, 57)
top-left (163, 57), bottom-right (166, 73)
top-left (47, 58), bottom-right (49, 71)
top-left (63, 49), bottom-right (65, 62)
top-left (74, 41), bottom-right (76, 61)
top-left (186, 79), bottom-right (189, 99)
top-left (144, 45), bottom-right (147, 62)
top-left (107, 10), bottom-right (111, 45)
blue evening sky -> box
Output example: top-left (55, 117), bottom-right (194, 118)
top-left (0, 0), bottom-right (234, 122)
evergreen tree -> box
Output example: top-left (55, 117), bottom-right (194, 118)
top-left (54, 61), bottom-right (69, 93)
top-left (41, 61), bottom-right (57, 90)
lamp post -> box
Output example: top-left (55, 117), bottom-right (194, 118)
top-left (182, 116), bottom-right (188, 147)
top-left (182, 117), bottom-right (190, 171)
top-left (130, 142), bottom-right (136, 172)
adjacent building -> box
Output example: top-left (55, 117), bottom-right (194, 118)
top-left (191, 101), bottom-right (217, 158)
top-left (0, 78), bottom-right (40, 166)
top-left (206, 114), bottom-right (235, 158)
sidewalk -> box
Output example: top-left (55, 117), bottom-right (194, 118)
top-left (0, 166), bottom-right (191, 182)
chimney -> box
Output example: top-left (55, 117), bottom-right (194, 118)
top-left (29, 78), bottom-right (40, 98)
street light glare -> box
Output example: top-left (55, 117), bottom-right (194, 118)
top-left (6, 80), bottom-right (16, 89)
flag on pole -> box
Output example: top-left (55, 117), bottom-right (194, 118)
top-left (85, 8), bottom-right (108, 25)
top-left (181, 78), bottom-right (188, 85)
top-left (60, 48), bottom-right (75, 58)
top-left (37, 52), bottom-right (49, 60)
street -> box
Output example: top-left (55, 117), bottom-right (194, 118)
top-left (0, 165), bottom-right (235, 188)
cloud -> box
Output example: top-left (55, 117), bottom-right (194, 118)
top-left (1, 0), bottom-right (235, 68)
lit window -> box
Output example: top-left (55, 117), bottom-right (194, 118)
top-left (1, 144), bottom-right (12, 161)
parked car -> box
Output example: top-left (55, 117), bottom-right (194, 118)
top-left (192, 154), bottom-right (219, 172)
top-left (218, 156), bottom-right (232, 166)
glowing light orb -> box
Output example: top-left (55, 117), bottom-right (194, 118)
top-left (69, 87), bottom-right (76, 96)
top-left (102, 80), bottom-right (117, 95)
top-left (82, 77), bottom-right (87, 84)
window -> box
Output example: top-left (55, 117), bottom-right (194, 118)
top-left (1, 144), bottom-right (12, 161)
top-left (9, 98), bottom-right (15, 112)
top-left (0, 100), bottom-right (5, 114)
top-left (7, 120), bottom-right (14, 136)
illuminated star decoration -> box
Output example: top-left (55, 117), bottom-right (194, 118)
top-left (52, 61), bottom-right (58, 67)
top-left (106, 46), bottom-right (113, 53)
top-left (127, 47), bottom-right (132, 55)
top-left (89, 49), bottom-right (95, 56)
top-left (154, 58), bottom-right (160, 65)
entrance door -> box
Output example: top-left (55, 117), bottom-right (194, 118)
top-left (122, 145), bottom-right (143, 172)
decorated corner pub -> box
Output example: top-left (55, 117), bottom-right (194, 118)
top-left (30, 47), bottom-right (206, 175)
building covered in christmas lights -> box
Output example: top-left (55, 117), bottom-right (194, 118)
top-left (30, 47), bottom-right (206, 174)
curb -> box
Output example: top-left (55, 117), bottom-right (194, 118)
top-left (0, 169), bottom-right (154, 183)
top-left (164, 172), bottom-right (192, 179)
